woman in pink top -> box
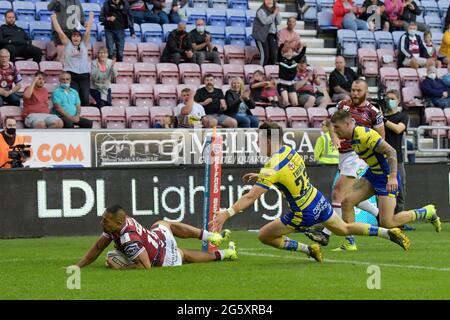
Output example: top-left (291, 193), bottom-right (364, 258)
top-left (384, 0), bottom-right (404, 23)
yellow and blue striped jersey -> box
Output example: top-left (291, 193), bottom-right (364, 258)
top-left (351, 126), bottom-right (389, 175)
top-left (256, 145), bottom-right (318, 213)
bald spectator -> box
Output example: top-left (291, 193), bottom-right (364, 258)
top-left (189, 19), bottom-right (221, 65)
top-left (277, 17), bottom-right (303, 53)
top-left (328, 56), bottom-right (358, 102)
top-left (0, 11), bottom-right (42, 63)
top-left (161, 22), bottom-right (195, 64)
top-left (23, 72), bottom-right (63, 129)
top-left (0, 49), bottom-right (21, 106)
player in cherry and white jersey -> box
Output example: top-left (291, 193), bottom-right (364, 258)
top-left (71, 205), bottom-right (237, 269)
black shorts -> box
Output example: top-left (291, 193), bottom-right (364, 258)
top-left (277, 83), bottom-right (296, 94)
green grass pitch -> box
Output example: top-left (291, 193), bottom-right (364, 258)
top-left (1, 223), bottom-right (449, 300)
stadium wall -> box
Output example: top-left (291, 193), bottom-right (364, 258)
top-left (1, 164), bottom-right (449, 238)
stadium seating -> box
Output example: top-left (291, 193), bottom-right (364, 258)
top-left (32, 40), bottom-right (47, 60)
top-left (211, 0), bottom-right (228, 9)
top-left (226, 26), bottom-right (246, 46)
top-left (250, 106), bottom-right (266, 124)
top-left (149, 106), bottom-right (174, 127)
top-left (356, 31), bottom-right (376, 50)
top-left (437, 68), bottom-right (449, 79)
top-left (227, 9), bottom-right (246, 27)
top-left (130, 84), bottom-right (154, 107)
top-left (126, 106), bottom-right (151, 129)
top-left (101, 106), bottom-right (127, 129)
top-left (265, 107), bottom-right (287, 128)
top-left (80, 106), bottom-right (101, 128)
top-left (44, 83), bottom-right (58, 99)
top-left (190, 0), bottom-right (209, 8)
top-left (244, 46), bottom-right (260, 64)
top-left (201, 64), bottom-right (224, 86)
top-left (138, 43), bottom-right (160, 64)
top-left (14, 1), bottom-right (36, 23)
top-left (156, 63), bottom-right (179, 85)
top-left (319, 0), bottom-right (335, 12)
top-left (392, 31), bottom-right (405, 49)
top-left (379, 67), bottom-right (401, 92)
top-left (307, 107), bottom-right (328, 128)
top-left (285, 107), bottom-right (308, 128)
top-left (15, 61), bottom-right (39, 85)
top-left (337, 29), bottom-right (358, 57)
top-left (134, 62), bottom-right (157, 85)
top-left (424, 107), bottom-right (447, 138)
top-left (114, 62), bottom-right (134, 85)
top-left (358, 48), bottom-right (379, 77)
top-left (224, 45), bottom-right (245, 65)
top-left (245, 27), bottom-right (255, 46)
top-left (317, 11), bottom-right (337, 32)
top-left (222, 64), bottom-right (244, 83)
top-left (125, 24), bottom-right (142, 44)
top-left (39, 61), bottom-right (63, 84)
top-left (243, 64), bottom-right (264, 83)
top-left (110, 84), bottom-right (131, 107)
top-left (421, 1), bottom-right (440, 17)
top-left (402, 85), bottom-right (424, 109)
top-left (432, 32), bottom-right (443, 46)
top-left (377, 48), bottom-right (397, 68)
top-left (417, 68), bottom-right (428, 81)
top-left (398, 68), bottom-right (420, 87)
top-left (206, 26), bottom-right (226, 47)
top-left (123, 43), bottom-right (138, 64)
top-left (81, 2), bottom-right (101, 24)
top-left (246, 10), bottom-right (256, 27)
top-left (35, 2), bottom-right (52, 22)
top-left (374, 31), bottom-right (395, 50)
top-left (153, 84), bottom-right (178, 107)
top-left (30, 21), bottom-right (52, 42)
top-left (141, 23), bottom-right (164, 45)
top-left (0, 106), bottom-right (24, 128)
top-left (207, 8), bottom-right (227, 27)
top-left (264, 65), bottom-right (279, 81)
top-left (438, 0), bottom-right (450, 17)
top-left (0, 1), bottom-right (12, 15)
top-left (179, 63), bottom-right (202, 85)
top-left (186, 7), bottom-right (207, 24)
top-left (425, 15), bottom-right (444, 32)
top-left (228, 0), bottom-right (248, 10)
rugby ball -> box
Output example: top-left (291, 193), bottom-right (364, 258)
top-left (106, 250), bottom-right (135, 269)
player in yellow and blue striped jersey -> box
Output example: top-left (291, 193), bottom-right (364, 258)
top-left (212, 122), bottom-right (412, 263)
top-left (330, 109), bottom-right (442, 233)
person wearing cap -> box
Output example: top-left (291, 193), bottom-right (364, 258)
top-left (51, 12), bottom-right (95, 106)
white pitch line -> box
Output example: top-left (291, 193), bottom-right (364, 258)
top-left (239, 251), bottom-right (450, 272)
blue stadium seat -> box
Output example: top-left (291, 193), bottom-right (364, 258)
top-left (13, 2), bottom-right (36, 23)
top-left (97, 24), bottom-right (105, 41)
top-left (421, 1), bottom-right (440, 17)
top-left (318, 0), bottom-right (334, 12)
top-left (392, 31), bottom-right (405, 49)
top-left (432, 32), bottom-right (443, 46)
top-left (226, 26), bottom-right (246, 46)
top-left (425, 15), bottom-right (444, 32)
top-left (0, 1), bottom-right (12, 15)
top-left (81, 3), bottom-right (101, 24)
top-left (30, 20), bottom-right (52, 41)
top-left (227, 0), bottom-right (248, 10)
top-left (246, 10), bottom-right (255, 27)
top-left (374, 31), bottom-right (394, 49)
top-left (89, 0), bottom-right (104, 5)
top-left (206, 25), bottom-right (226, 47)
top-left (227, 9), bottom-right (246, 27)
top-left (207, 9), bottom-right (227, 27)
top-left (211, 0), bottom-right (228, 9)
top-left (141, 23), bottom-right (163, 45)
top-left (190, 0), bottom-right (210, 8)
top-left (304, 5), bottom-right (318, 23)
top-left (317, 11), bottom-right (337, 30)
top-left (438, 0), bottom-right (450, 17)
top-left (245, 26), bottom-right (254, 46)
top-left (186, 7), bottom-right (207, 24)
top-left (337, 29), bottom-right (357, 57)
top-left (416, 14), bottom-right (425, 24)
top-left (125, 23), bottom-right (141, 44)
top-left (353, 0), bottom-right (364, 6)
top-left (15, 20), bottom-right (30, 37)
top-left (356, 30), bottom-right (376, 50)
top-left (163, 24), bottom-right (178, 41)
top-left (79, 23), bottom-right (98, 43)
top-left (36, 2), bottom-right (52, 22)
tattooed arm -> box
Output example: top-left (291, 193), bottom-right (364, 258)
top-left (374, 140), bottom-right (398, 192)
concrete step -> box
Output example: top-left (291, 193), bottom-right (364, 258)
top-left (307, 56), bottom-right (338, 68)
top-left (298, 29), bottom-right (317, 37)
top-left (302, 38), bottom-right (324, 48)
top-left (322, 66), bottom-right (357, 74)
top-left (306, 48), bottom-right (337, 55)
top-left (249, 2), bottom-right (287, 11)
top-left (280, 12), bottom-right (298, 19)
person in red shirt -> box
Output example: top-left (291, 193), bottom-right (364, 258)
top-left (71, 205), bottom-right (237, 269)
top-left (22, 72), bottom-right (63, 129)
top-left (0, 48), bottom-right (22, 106)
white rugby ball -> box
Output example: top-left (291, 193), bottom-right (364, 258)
top-left (106, 250), bottom-right (135, 269)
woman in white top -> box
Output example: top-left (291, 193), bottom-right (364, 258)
top-left (90, 46), bottom-right (118, 108)
top-left (51, 12), bottom-right (94, 106)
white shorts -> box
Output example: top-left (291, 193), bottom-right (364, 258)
top-left (155, 224), bottom-right (183, 267)
top-left (339, 151), bottom-right (367, 178)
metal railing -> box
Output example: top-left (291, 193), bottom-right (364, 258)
top-left (416, 125), bottom-right (450, 152)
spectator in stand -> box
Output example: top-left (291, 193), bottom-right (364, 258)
top-left (194, 74), bottom-right (237, 128)
top-left (332, 0), bottom-right (368, 32)
top-left (443, 64), bottom-right (450, 87)
top-left (225, 77), bottom-right (258, 128)
top-left (328, 56), bottom-right (358, 102)
top-left (438, 24), bottom-right (450, 67)
top-left (314, 119), bottom-right (339, 165)
top-left (151, 0), bottom-right (181, 24)
top-left (0, 118), bottom-right (27, 169)
top-left (360, 0), bottom-right (389, 32)
top-left (128, 0), bottom-right (154, 24)
top-left (277, 17), bottom-right (303, 54)
top-left (423, 31), bottom-right (441, 68)
top-left (420, 66), bottom-right (450, 109)
top-left (22, 72), bottom-right (63, 129)
top-left (189, 19), bottom-right (221, 65)
top-left (385, 0), bottom-right (427, 32)
top-left (250, 70), bottom-right (279, 107)
top-left (52, 72), bottom-right (93, 128)
top-left (175, 87), bottom-right (209, 128)
top-left (51, 12), bottom-right (94, 106)
top-left (398, 22), bottom-right (431, 69)
top-left (0, 11), bottom-right (43, 63)
top-left (168, 0), bottom-right (183, 24)
top-left (383, 89), bottom-right (409, 213)
top-left (0, 49), bottom-right (21, 107)
top-left (161, 22), bottom-right (196, 64)
top-left (446, 6), bottom-right (450, 31)
top-left (90, 47), bottom-right (118, 109)
top-left (252, 0), bottom-right (282, 66)
top-left (100, 0), bottom-right (135, 63)
top-left (295, 57), bottom-right (331, 109)
top-left (48, 0), bottom-right (85, 62)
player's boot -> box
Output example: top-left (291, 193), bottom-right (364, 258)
top-left (208, 229), bottom-right (231, 246)
top-left (223, 241), bottom-right (237, 261)
top-left (307, 243), bottom-right (323, 262)
top-left (304, 229), bottom-right (330, 246)
top-left (388, 228), bottom-right (411, 251)
top-left (331, 237), bottom-right (358, 251)
top-left (423, 204), bottom-right (442, 233)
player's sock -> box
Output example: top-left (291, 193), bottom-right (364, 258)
top-left (215, 250), bottom-right (224, 261)
top-left (345, 235), bottom-right (355, 245)
top-left (409, 207), bottom-right (434, 221)
top-left (322, 228), bottom-right (332, 236)
top-left (332, 203), bottom-right (342, 217)
top-left (199, 229), bottom-right (211, 241)
top-left (279, 236), bottom-right (309, 254)
top-left (357, 200), bottom-right (379, 217)
top-left (362, 225), bottom-right (390, 239)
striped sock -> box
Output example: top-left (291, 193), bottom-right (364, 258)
top-left (280, 237), bottom-right (310, 254)
top-left (410, 208), bottom-right (431, 221)
top-left (363, 225), bottom-right (389, 239)
top-left (345, 235), bottom-right (355, 245)
top-left (200, 230), bottom-right (211, 241)
top-left (215, 250), bottom-right (224, 261)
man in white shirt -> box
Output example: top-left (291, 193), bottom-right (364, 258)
top-left (175, 88), bottom-right (211, 128)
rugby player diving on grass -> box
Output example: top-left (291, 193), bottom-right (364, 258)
top-left (70, 205), bottom-right (236, 269)
top-left (212, 122), bottom-right (412, 263)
